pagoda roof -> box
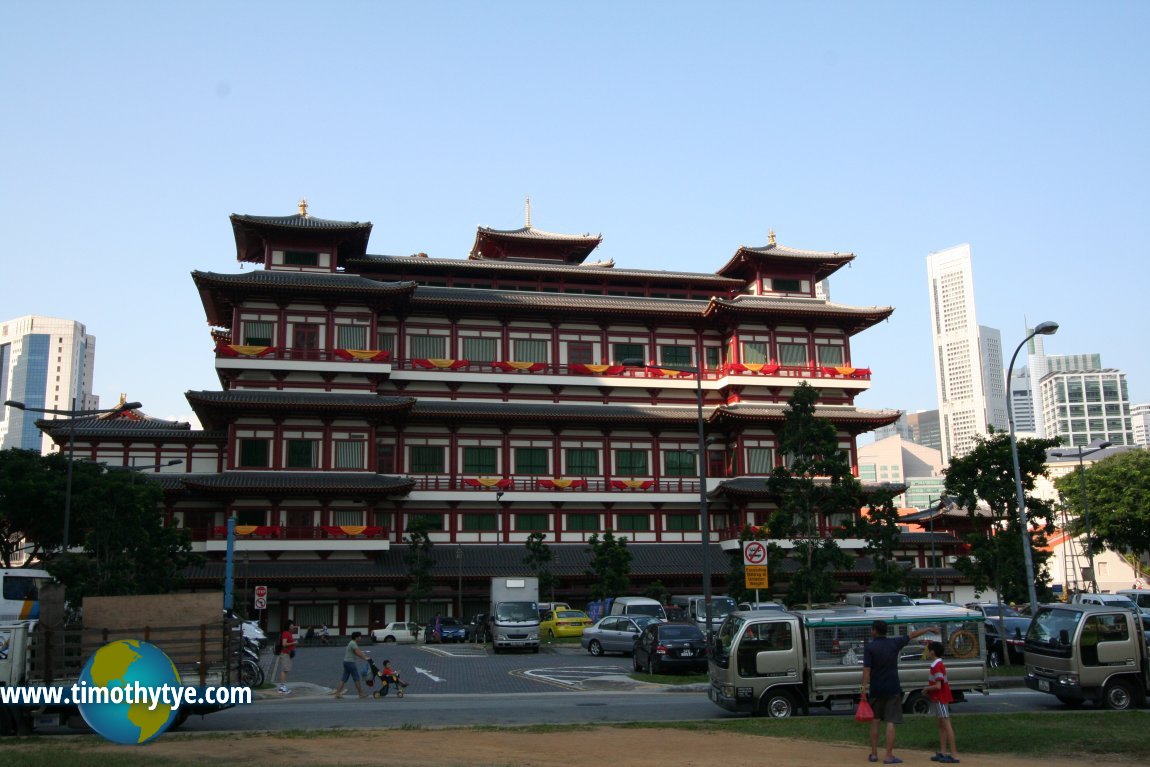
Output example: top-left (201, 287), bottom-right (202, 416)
top-left (408, 286), bottom-right (889, 331)
top-left (174, 472), bottom-right (415, 497)
top-left (185, 390), bottom-right (416, 430)
top-left (191, 270), bottom-right (417, 326)
top-left (230, 202), bottom-right (373, 264)
top-left (470, 220), bottom-right (603, 265)
top-left (35, 402), bottom-right (216, 444)
top-left (713, 403), bottom-right (903, 432)
top-left (347, 253), bottom-right (743, 290)
top-left (704, 295), bottom-right (893, 333)
top-left (717, 237), bottom-right (856, 282)
top-left (185, 542), bottom-right (728, 582)
top-left (711, 477), bottom-right (906, 500)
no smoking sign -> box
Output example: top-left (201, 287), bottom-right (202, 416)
top-left (743, 540), bottom-right (767, 566)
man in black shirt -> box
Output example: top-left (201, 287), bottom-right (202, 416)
top-left (861, 619), bottom-right (936, 764)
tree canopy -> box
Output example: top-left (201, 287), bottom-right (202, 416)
top-left (585, 531), bottom-right (631, 602)
top-left (523, 531), bottom-right (557, 603)
top-left (1054, 449), bottom-right (1150, 562)
top-left (944, 428), bottom-right (1058, 603)
top-left (766, 382), bottom-right (861, 606)
top-left (0, 448), bottom-right (197, 604)
top-left (402, 515), bottom-right (436, 616)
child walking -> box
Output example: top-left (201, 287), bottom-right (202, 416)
top-left (924, 641), bottom-right (959, 763)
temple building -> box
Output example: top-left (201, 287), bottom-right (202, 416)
top-left (38, 200), bottom-right (918, 633)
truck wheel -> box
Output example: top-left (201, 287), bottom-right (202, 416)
top-left (1103, 680), bottom-right (1135, 711)
top-left (759, 690), bottom-right (796, 719)
top-left (903, 691), bottom-right (931, 715)
top-left (588, 640), bottom-right (604, 657)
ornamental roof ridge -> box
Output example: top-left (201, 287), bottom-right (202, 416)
top-left (351, 254), bottom-right (739, 284)
top-left (715, 294), bottom-right (894, 312)
top-left (184, 390), bottom-right (417, 407)
top-left (229, 212), bottom-right (372, 230)
top-left (474, 224), bottom-right (603, 243)
top-left (192, 269), bottom-right (417, 291)
top-left (737, 242), bottom-right (854, 259)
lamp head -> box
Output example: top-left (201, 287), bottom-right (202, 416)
top-left (1090, 439), bottom-right (1112, 450)
top-left (1033, 321), bottom-right (1059, 336)
top-left (3, 400), bottom-right (26, 410)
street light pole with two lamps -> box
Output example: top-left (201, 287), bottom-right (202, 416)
top-left (1004, 321), bottom-right (1058, 612)
top-left (4, 399), bottom-right (142, 551)
top-left (1049, 439), bottom-right (1111, 594)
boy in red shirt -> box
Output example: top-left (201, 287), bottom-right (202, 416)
top-left (923, 641), bottom-right (959, 763)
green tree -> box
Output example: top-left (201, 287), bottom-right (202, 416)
top-left (523, 531), bottom-right (557, 603)
top-left (845, 485), bottom-right (908, 594)
top-left (585, 531), bottom-right (631, 602)
top-left (1, 449), bottom-right (197, 602)
top-left (766, 382), bottom-right (860, 607)
top-left (1055, 449), bottom-right (1150, 564)
top-left (643, 579), bottom-right (670, 605)
top-left (944, 428), bottom-right (1058, 604)
top-left (403, 515), bottom-right (436, 618)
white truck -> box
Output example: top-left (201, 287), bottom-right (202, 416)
top-left (708, 605), bottom-right (988, 718)
top-left (1024, 602), bottom-right (1150, 710)
top-left (489, 577), bottom-right (540, 653)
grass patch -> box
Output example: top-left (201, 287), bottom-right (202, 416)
top-left (989, 664), bottom-right (1026, 677)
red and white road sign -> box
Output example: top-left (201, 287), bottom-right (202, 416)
top-left (743, 540), bottom-right (767, 566)
top-left (254, 584), bottom-right (268, 610)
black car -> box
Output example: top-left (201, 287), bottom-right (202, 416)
top-left (984, 618), bottom-right (1030, 667)
top-left (632, 622), bottom-right (708, 674)
top-left (465, 613), bottom-right (490, 643)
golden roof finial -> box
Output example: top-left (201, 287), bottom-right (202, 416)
top-left (298, 198), bottom-right (309, 217)
top-left (525, 195), bottom-right (532, 228)
top-left (118, 393), bottom-right (127, 406)
top-left (768, 228), bottom-right (776, 246)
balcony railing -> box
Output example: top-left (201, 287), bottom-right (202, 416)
top-left (212, 345), bottom-right (871, 381)
top-left (189, 525), bottom-right (389, 542)
top-left (409, 476), bottom-right (703, 493)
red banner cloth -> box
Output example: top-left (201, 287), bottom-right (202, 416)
top-left (212, 525), bottom-right (278, 538)
top-left (321, 525), bottom-right (383, 538)
top-left (491, 361), bottom-right (546, 372)
top-left (216, 343), bottom-right (275, 358)
top-left (412, 358), bottom-right (468, 370)
top-left (334, 349), bottom-right (391, 362)
top-left (462, 478), bottom-right (513, 489)
top-left (537, 478), bottom-right (588, 490)
top-left (610, 479), bottom-right (654, 490)
top-left (570, 363), bottom-right (625, 376)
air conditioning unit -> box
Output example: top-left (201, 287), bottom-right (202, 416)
top-left (946, 556), bottom-right (959, 564)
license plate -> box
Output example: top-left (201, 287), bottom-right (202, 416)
top-left (1038, 679), bottom-right (1050, 692)
top-left (681, 649), bottom-right (693, 657)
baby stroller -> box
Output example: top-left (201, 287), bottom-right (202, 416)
top-left (364, 657), bottom-right (409, 698)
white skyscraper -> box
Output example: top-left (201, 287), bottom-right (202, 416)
top-left (926, 244), bottom-right (1008, 463)
top-left (0, 315), bottom-right (99, 454)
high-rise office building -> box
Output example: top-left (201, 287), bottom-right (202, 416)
top-left (1010, 365), bottom-right (1036, 434)
top-left (1131, 403), bottom-right (1150, 448)
top-left (0, 315), bottom-right (98, 453)
top-left (1038, 369), bottom-right (1133, 447)
top-left (926, 244), bottom-right (1007, 463)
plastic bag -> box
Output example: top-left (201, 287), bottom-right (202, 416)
top-left (855, 698), bottom-right (874, 722)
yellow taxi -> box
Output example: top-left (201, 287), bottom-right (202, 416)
top-left (540, 609), bottom-right (593, 639)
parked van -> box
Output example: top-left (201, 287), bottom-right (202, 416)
top-left (1116, 590), bottom-right (1150, 616)
top-left (739, 601), bottom-right (785, 613)
top-left (843, 592), bottom-right (914, 608)
top-left (671, 594), bottom-right (739, 632)
top-left (608, 596), bottom-right (667, 620)
top-left (1071, 592), bottom-right (1140, 611)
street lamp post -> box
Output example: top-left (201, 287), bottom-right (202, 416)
top-left (1049, 439), bottom-right (1111, 594)
top-left (622, 358), bottom-right (712, 635)
top-left (4, 399), bottom-right (142, 551)
top-left (1005, 321), bottom-right (1058, 612)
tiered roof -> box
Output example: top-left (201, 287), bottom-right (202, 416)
top-left (230, 200), bottom-right (373, 265)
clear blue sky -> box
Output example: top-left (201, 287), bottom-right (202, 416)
top-left (3, 2), bottom-right (1147, 426)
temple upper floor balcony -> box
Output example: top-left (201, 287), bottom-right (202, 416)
top-left (212, 342), bottom-right (871, 390)
top-left (192, 524), bottom-right (390, 552)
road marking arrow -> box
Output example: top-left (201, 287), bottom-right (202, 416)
top-left (413, 666), bottom-right (444, 682)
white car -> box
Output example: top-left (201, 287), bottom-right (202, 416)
top-left (370, 621), bottom-right (420, 644)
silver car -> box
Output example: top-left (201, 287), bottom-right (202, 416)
top-left (580, 615), bottom-right (662, 656)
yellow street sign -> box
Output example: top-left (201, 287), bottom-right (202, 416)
top-left (745, 565), bottom-right (768, 589)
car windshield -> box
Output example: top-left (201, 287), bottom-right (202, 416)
top-left (495, 602), bottom-right (538, 621)
top-left (659, 625), bottom-right (703, 641)
top-left (709, 597), bottom-right (738, 618)
top-left (557, 611), bottom-right (585, 619)
top-left (633, 616), bottom-right (661, 628)
top-left (1026, 607), bottom-right (1082, 656)
top-left (872, 594), bottom-right (914, 607)
top-left (440, 619), bottom-right (461, 627)
top-left (627, 604), bottom-right (665, 617)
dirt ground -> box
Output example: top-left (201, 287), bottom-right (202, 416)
top-left (70, 727), bottom-right (1138, 767)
